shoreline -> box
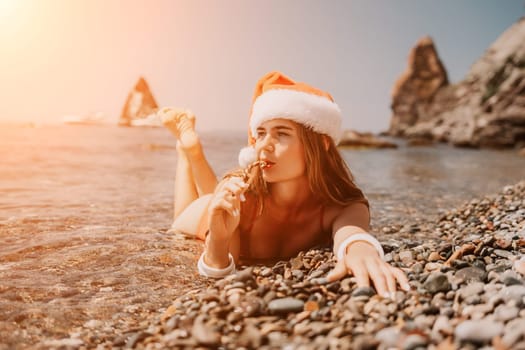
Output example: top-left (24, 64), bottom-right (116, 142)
top-left (0, 181), bottom-right (523, 349)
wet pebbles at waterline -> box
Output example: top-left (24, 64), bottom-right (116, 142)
top-left (119, 182), bottom-right (523, 349)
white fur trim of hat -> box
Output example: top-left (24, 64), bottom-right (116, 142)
top-left (250, 89), bottom-right (343, 144)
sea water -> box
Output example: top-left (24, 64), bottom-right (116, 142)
top-left (1, 124), bottom-right (524, 226)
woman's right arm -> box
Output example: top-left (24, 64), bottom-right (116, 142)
top-left (201, 176), bottom-right (247, 271)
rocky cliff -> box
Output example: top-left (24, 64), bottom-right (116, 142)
top-left (389, 17), bottom-right (525, 148)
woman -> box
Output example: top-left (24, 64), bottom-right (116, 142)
top-left (160, 71), bottom-right (409, 297)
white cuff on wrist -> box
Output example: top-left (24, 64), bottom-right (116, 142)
top-left (197, 252), bottom-right (236, 278)
top-left (336, 233), bottom-right (385, 261)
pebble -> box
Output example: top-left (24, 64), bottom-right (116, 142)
top-left (459, 281), bottom-right (484, 300)
top-left (423, 272), bottom-right (451, 293)
top-left (268, 297), bottom-right (305, 314)
top-left (352, 286), bottom-right (376, 298)
top-left (502, 270), bottom-right (523, 286)
top-left (375, 326), bottom-right (400, 348)
top-left (501, 317), bottom-right (525, 348)
top-left (44, 338), bottom-right (84, 347)
top-left (432, 315), bottom-right (453, 337)
top-left (455, 319), bottom-right (504, 343)
top-left (401, 333), bottom-right (429, 350)
top-left (494, 304), bottom-right (519, 322)
top-left (455, 266), bottom-right (487, 283)
top-left (399, 250), bottom-right (415, 265)
top-left (499, 285), bottom-right (525, 305)
top-left (494, 249), bottom-right (514, 259)
top-left (427, 251), bottom-right (442, 262)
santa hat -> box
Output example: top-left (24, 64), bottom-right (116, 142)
top-left (238, 71), bottom-right (343, 168)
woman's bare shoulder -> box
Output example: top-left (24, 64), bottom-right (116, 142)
top-left (325, 202), bottom-right (370, 232)
top-left (325, 201), bottom-right (368, 216)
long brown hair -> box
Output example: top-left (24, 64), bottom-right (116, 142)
top-left (238, 122), bottom-right (368, 213)
top-left (297, 124), bottom-right (368, 207)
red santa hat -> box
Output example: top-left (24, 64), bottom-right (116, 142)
top-left (238, 71), bottom-right (343, 168)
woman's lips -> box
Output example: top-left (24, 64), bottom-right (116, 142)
top-left (260, 160), bottom-right (275, 169)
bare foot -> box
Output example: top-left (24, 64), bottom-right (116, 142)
top-left (159, 108), bottom-right (200, 151)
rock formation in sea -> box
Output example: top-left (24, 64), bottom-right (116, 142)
top-left (389, 17), bottom-right (525, 148)
top-left (338, 130), bottom-right (398, 149)
top-left (119, 77), bottom-right (159, 126)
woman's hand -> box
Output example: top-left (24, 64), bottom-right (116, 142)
top-left (326, 241), bottom-right (410, 298)
top-left (207, 176), bottom-right (248, 242)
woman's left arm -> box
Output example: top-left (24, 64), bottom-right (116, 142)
top-left (326, 203), bottom-right (410, 297)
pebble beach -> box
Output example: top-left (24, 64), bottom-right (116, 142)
top-left (1, 125), bottom-right (524, 349)
top-left (106, 181), bottom-right (525, 350)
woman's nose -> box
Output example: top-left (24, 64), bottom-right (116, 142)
top-left (258, 134), bottom-right (275, 152)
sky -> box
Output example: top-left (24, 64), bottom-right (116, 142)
top-left (0, 0), bottom-right (524, 133)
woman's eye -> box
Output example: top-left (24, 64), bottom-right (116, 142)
top-left (256, 131), bottom-right (266, 139)
top-left (277, 132), bottom-right (289, 137)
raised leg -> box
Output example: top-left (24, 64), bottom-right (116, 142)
top-left (160, 108), bottom-right (218, 227)
top-left (173, 144), bottom-right (199, 218)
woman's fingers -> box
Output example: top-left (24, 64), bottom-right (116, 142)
top-left (219, 178), bottom-right (248, 196)
top-left (390, 266), bottom-right (411, 291)
top-left (351, 260), bottom-right (371, 289)
top-left (380, 263), bottom-right (398, 296)
top-left (209, 197), bottom-right (236, 217)
top-left (327, 257), bottom-right (411, 298)
top-left (326, 259), bottom-right (348, 282)
top-left (222, 182), bottom-right (247, 198)
top-left (215, 190), bottom-right (241, 215)
top-left (217, 179), bottom-right (248, 207)
top-left (363, 259), bottom-right (389, 296)
top-left (366, 261), bottom-right (412, 297)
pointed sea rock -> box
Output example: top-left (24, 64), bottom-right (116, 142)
top-left (389, 36), bottom-right (448, 137)
top-left (119, 77), bottom-right (159, 126)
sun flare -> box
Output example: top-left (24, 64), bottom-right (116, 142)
top-left (0, 0), bottom-right (16, 11)
top-left (0, 0), bottom-right (20, 20)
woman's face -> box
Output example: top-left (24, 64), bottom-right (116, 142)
top-left (254, 119), bottom-right (306, 183)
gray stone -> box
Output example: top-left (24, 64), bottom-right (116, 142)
top-left (494, 304), bottom-right (519, 322)
top-left (455, 319), bottom-right (504, 343)
top-left (502, 270), bottom-right (523, 286)
top-left (502, 318), bottom-right (525, 348)
top-left (237, 323), bottom-right (263, 348)
top-left (268, 297), bottom-right (304, 314)
top-left (353, 335), bottom-right (379, 350)
top-left (499, 285), bottom-right (525, 306)
top-left (375, 326), bottom-right (400, 348)
top-left (423, 272), bottom-right (451, 294)
top-left (399, 250), bottom-right (415, 264)
top-left (432, 315), bottom-right (453, 338)
top-left (455, 267), bottom-right (487, 283)
top-left (352, 286), bottom-right (376, 298)
top-left (126, 331), bottom-right (152, 348)
top-left (401, 333), bottom-right (429, 350)
top-left (234, 267), bottom-right (255, 283)
top-left (260, 267), bottom-right (272, 277)
top-left (44, 338), bottom-right (85, 348)
top-left (459, 282), bottom-right (485, 300)
top-left (494, 249), bottom-right (514, 259)
top-left (192, 315), bottom-right (220, 346)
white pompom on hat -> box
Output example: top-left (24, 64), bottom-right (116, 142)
top-left (238, 71), bottom-right (343, 168)
top-left (238, 146), bottom-right (258, 168)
